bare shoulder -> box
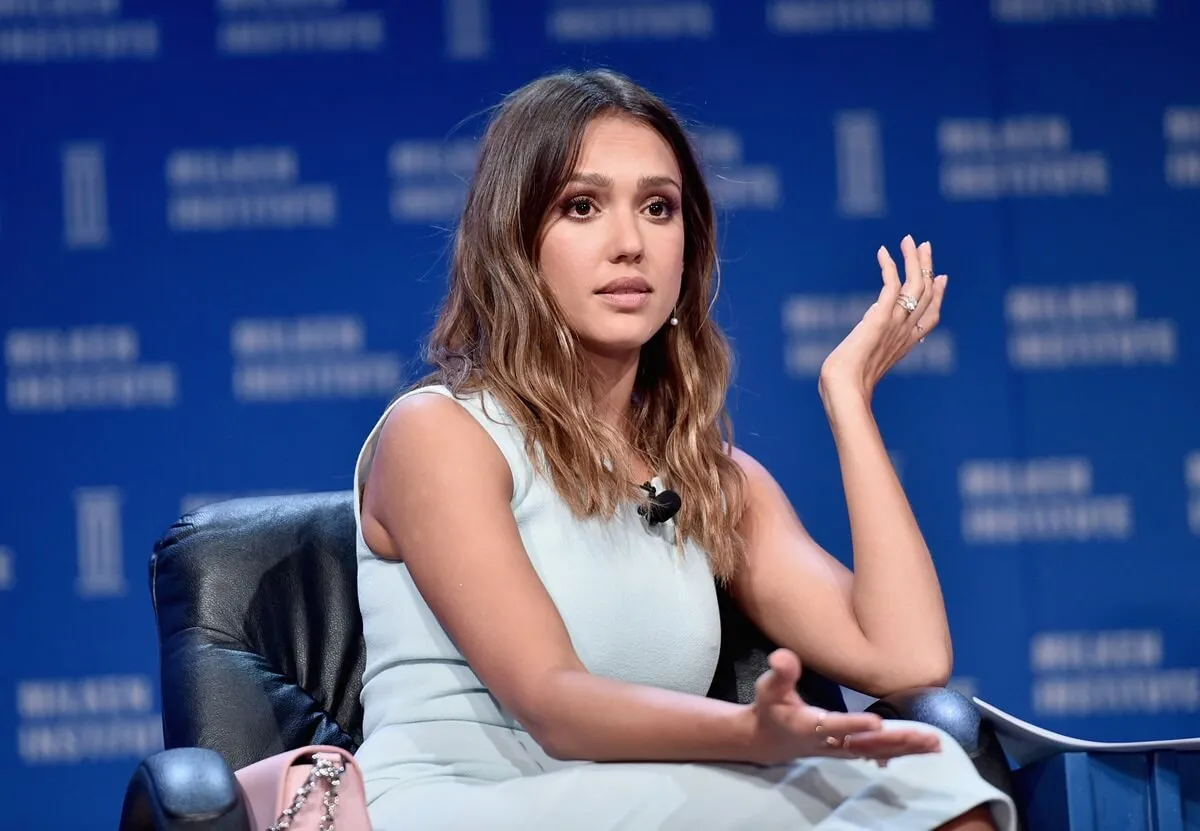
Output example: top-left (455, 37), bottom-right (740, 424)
top-left (725, 443), bottom-right (815, 558)
top-left (728, 444), bottom-right (788, 510)
top-left (729, 444), bottom-right (771, 483)
top-left (360, 390), bottom-right (512, 559)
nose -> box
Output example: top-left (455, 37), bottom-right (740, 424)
top-left (607, 207), bottom-right (645, 264)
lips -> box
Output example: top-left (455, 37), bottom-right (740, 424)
top-left (596, 276), bottom-right (651, 295)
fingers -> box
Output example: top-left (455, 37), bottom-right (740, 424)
top-left (880, 236), bottom-right (949, 344)
top-left (768, 648), bottom-right (800, 682)
top-left (889, 236), bottom-right (929, 325)
top-left (913, 274), bottom-right (948, 343)
top-left (797, 707), bottom-right (940, 759)
top-left (794, 709), bottom-right (883, 744)
top-left (875, 245), bottom-right (902, 308)
top-left (840, 728), bottom-right (942, 763)
top-left (754, 649), bottom-right (801, 704)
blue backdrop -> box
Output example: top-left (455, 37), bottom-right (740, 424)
top-left (2, 1), bottom-right (1198, 826)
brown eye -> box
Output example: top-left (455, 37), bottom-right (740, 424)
top-left (567, 197), bottom-right (594, 217)
top-left (645, 197), bottom-right (677, 219)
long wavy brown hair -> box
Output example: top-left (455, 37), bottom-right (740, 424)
top-left (415, 68), bottom-right (748, 581)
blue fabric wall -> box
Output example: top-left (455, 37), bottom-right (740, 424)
top-left (2, 1), bottom-right (1198, 825)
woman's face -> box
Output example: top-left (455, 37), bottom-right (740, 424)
top-left (538, 115), bottom-right (685, 359)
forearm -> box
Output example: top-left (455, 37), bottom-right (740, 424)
top-left (527, 669), bottom-right (756, 763)
top-left (820, 381), bottom-right (953, 687)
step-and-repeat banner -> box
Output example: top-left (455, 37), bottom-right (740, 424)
top-left (2, 1), bottom-right (1198, 825)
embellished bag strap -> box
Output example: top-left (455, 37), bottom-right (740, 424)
top-left (267, 753), bottom-right (346, 831)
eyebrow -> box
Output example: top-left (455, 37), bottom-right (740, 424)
top-left (568, 172), bottom-right (682, 191)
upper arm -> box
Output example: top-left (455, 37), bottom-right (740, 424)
top-left (729, 447), bottom-right (885, 695)
top-left (359, 393), bottom-right (585, 735)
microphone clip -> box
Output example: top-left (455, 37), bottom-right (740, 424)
top-left (638, 481), bottom-right (682, 527)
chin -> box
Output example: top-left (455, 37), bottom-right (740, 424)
top-left (578, 321), bottom-right (658, 358)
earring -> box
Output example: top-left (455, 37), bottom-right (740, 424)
top-left (669, 310), bottom-right (679, 327)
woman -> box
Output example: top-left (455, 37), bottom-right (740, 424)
top-left (352, 68), bottom-right (1015, 830)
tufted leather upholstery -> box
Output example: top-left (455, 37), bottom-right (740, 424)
top-left (153, 493), bottom-right (365, 770)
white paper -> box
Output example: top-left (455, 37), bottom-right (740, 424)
top-left (972, 697), bottom-right (1200, 767)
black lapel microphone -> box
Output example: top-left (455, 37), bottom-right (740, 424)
top-left (638, 482), bottom-right (682, 526)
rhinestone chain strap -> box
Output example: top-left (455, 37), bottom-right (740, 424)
top-left (266, 755), bottom-right (345, 831)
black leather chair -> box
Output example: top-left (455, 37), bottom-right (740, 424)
top-left (119, 491), bottom-right (1019, 830)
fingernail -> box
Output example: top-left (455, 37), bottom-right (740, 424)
top-left (903, 234), bottom-right (914, 245)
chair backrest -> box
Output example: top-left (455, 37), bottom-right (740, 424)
top-left (150, 491), bottom-right (846, 770)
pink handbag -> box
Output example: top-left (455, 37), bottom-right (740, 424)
top-left (234, 744), bottom-right (371, 831)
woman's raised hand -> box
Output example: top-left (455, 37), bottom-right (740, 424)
top-left (819, 235), bottom-right (948, 403)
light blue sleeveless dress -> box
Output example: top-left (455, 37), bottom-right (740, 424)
top-left (352, 385), bottom-right (1016, 831)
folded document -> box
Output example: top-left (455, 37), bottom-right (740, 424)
top-left (973, 697), bottom-right (1200, 767)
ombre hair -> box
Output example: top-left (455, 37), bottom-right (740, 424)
top-left (416, 68), bottom-right (747, 581)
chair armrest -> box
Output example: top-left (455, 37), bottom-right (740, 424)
top-left (866, 687), bottom-right (1023, 829)
top-left (865, 686), bottom-right (983, 752)
top-left (119, 747), bottom-right (250, 831)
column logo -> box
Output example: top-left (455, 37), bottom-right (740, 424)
top-left (62, 143), bottom-right (109, 250)
top-left (74, 487), bottom-right (125, 598)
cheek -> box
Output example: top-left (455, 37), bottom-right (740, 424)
top-left (539, 228), bottom-right (589, 291)
top-left (659, 228), bottom-right (686, 279)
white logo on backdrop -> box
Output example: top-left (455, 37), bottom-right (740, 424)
top-left (388, 139), bottom-right (478, 223)
top-left (61, 143), bottom-right (109, 250)
top-left (834, 111), bottom-right (886, 218)
top-left (547, 0), bottom-right (714, 43)
top-left (166, 146), bottom-right (338, 232)
top-left (767, 0), bottom-right (933, 34)
top-left (0, 545), bottom-right (13, 591)
top-left (938, 115), bottom-right (1109, 200)
top-left (1165, 107), bottom-right (1200, 190)
top-left (958, 457), bottom-right (1133, 544)
top-left (782, 292), bottom-right (956, 378)
top-left (74, 487), bottom-right (126, 598)
top-left (0, 0), bottom-right (160, 64)
top-left (992, 0), bottom-right (1157, 24)
top-left (1005, 283), bottom-right (1177, 370)
top-left (17, 675), bottom-right (163, 765)
top-left (691, 128), bottom-right (782, 211)
top-left (216, 0), bottom-right (385, 56)
top-left (231, 315), bottom-right (402, 403)
top-left (179, 489), bottom-right (310, 515)
top-left (1186, 451), bottom-right (1200, 537)
top-left (1030, 630), bottom-right (1199, 717)
top-left (5, 325), bottom-right (179, 413)
top-left (445, 0), bottom-right (490, 59)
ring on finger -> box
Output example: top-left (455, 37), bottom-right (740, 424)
top-left (920, 267), bottom-right (933, 279)
top-left (895, 294), bottom-right (918, 314)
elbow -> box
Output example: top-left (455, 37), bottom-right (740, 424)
top-left (528, 723), bottom-right (583, 762)
top-left (907, 663), bottom-right (953, 690)
top-left (509, 701), bottom-right (570, 759)
top-left (521, 711), bottom-right (595, 762)
top-left (507, 668), bottom-right (588, 762)
top-left (866, 653), bottom-right (954, 698)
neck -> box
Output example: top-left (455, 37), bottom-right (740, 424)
top-left (584, 348), bottom-right (640, 436)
